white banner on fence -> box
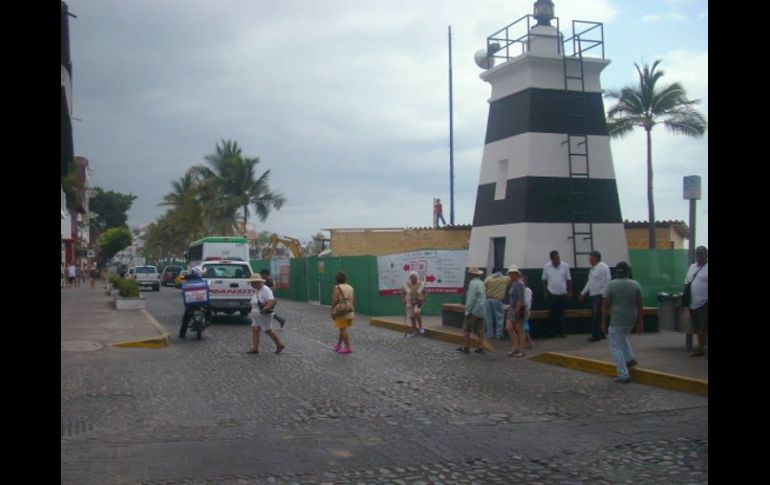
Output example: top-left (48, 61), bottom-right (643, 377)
top-left (377, 250), bottom-right (468, 295)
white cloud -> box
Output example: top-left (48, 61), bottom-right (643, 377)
top-left (642, 13), bottom-right (690, 24)
top-left (642, 14), bottom-right (663, 23)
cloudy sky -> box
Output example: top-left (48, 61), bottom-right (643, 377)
top-left (68, 0), bottom-right (708, 247)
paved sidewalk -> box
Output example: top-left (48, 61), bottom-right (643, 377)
top-left (371, 314), bottom-right (707, 394)
top-left (61, 283), bottom-right (170, 350)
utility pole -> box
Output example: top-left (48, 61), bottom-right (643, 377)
top-left (448, 25), bottom-right (455, 225)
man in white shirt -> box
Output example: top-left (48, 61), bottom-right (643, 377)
top-left (579, 250), bottom-right (612, 342)
top-left (542, 250), bottom-right (572, 338)
top-left (685, 246), bottom-right (708, 357)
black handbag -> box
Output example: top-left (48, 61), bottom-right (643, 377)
top-left (682, 265), bottom-right (704, 307)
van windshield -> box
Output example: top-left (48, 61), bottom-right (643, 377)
top-left (202, 264), bottom-right (251, 279)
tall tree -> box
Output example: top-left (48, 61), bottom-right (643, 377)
top-left (605, 60), bottom-right (707, 248)
top-left (97, 227), bottom-right (133, 267)
top-left (192, 139), bottom-right (285, 236)
top-left (90, 188), bottom-right (137, 232)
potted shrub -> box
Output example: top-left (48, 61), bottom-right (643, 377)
top-left (114, 278), bottom-right (145, 310)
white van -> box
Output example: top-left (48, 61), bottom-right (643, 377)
top-left (199, 259), bottom-right (254, 315)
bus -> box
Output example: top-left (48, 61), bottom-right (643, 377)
top-left (185, 237), bottom-right (250, 268)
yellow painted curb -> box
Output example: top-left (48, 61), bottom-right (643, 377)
top-left (109, 309), bottom-right (171, 349)
top-left (370, 317), bottom-right (495, 351)
top-left (532, 352), bottom-right (708, 396)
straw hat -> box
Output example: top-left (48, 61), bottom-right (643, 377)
top-left (249, 274), bottom-right (265, 284)
top-left (467, 267), bottom-right (484, 275)
top-left (507, 264), bottom-right (521, 275)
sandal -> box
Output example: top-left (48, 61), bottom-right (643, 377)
top-left (275, 344), bottom-right (285, 354)
top-left (246, 350), bottom-right (259, 354)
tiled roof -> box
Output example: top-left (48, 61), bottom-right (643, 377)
top-left (623, 220), bottom-right (690, 239)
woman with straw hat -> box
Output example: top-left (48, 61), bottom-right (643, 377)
top-left (247, 274), bottom-right (285, 354)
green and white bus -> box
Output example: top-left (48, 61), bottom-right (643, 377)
top-left (185, 236), bottom-right (250, 268)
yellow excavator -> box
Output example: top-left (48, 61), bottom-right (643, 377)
top-left (267, 234), bottom-right (305, 259)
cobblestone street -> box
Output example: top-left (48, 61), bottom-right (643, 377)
top-left (62, 288), bottom-right (708, 484)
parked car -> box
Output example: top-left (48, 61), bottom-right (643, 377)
top-left (132, 265), bottom-right (161, 291)
top-left (175, 270), bottom-right (189, 288)
top-left (161, 265), bottom-right (184, 287)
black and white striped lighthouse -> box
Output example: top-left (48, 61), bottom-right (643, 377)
top-left (467, 1), bottom-right (628, 278)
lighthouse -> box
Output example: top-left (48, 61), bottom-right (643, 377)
top-left (467, 1), bottom-right (629, 292)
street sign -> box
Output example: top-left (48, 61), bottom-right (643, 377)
top-left (683, 175), bottom-right (701, 200)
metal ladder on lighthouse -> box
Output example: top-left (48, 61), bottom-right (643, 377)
top-left (561, 21), bottom-right (604, 271)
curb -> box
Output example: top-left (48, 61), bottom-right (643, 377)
top-left (110, 309), bottom-right (171, 349)
top-left (370, 317), bottom-right (496, 351)
top-left (531, 352), bottom-right (708, 396)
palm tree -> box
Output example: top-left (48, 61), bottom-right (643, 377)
top-left (605, 60), bottom-right (707, 249)
top-left (160, 170), bottom-right (206, 243)
top-left (192, 139), bottom-right (286, 236)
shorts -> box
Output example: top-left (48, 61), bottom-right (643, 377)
top-left (251, 312), bottom-right (273, 331)
top-left (689, 302), bottom-right (708, 331)
top-left (335, 318), bottom-right (353, 329)
top-left (463, 314), bottom-right (485, 334)
top-left (407, 304), bottom-right (423, 319)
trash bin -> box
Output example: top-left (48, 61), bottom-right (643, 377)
top-left (657, 292), bottom-right (683, 332)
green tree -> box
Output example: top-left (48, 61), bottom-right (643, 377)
top-left (605, 60), bottom-right (707, 248)
top-left (159, 171), bottom-right (205, 244)
top-left (90, 188), bottom-right (138, 232)
top-left (192, 139), bottom-right (286, 236)
top-left (98, 227), bottom-right (133, 267)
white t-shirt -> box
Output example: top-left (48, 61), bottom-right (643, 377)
top-left (542, 262), bottom-right (571, 295)
top-left (581, 261), bottom-right (611, 297)
top-left (685, 262), bottom-right (708, 310)
top-left (250, 285), bottom-right (275, 315)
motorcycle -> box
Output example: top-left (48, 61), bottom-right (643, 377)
top-left (188, 305), bottom-right (211, 340)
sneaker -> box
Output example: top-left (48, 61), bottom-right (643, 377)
top-left (626, 359), bottom-right (638, 368)
top-left (613, 377), bottom-right (631, 384)
top-left (338, 347), bottom-right (352, 354)
top-left (419, 327), bottom-right (425, 335)
top-left (516, 351), bottom-right (527, 358)
top-left (474, 348), bottom-right (485, 354)
top-left (507, 350), bottom-right (517, 356)
top-left (456, 347), bottom-right (470, 354)
top-left (333, 344), bottom-right (341, 352)
top-left (406, 332), bottom-right (418, 338)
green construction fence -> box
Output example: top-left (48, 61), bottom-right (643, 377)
top-left (250, 249), bottom-right (691, 316)
top-left (250, 256), bottom-right (462, 316)
top-left (628, 249), bottom-right (690, 307)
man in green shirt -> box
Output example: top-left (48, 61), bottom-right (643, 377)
top-left (458, 267), bottom-right (486, 354)
top-left (601, 261), bottom-right (643, 383)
